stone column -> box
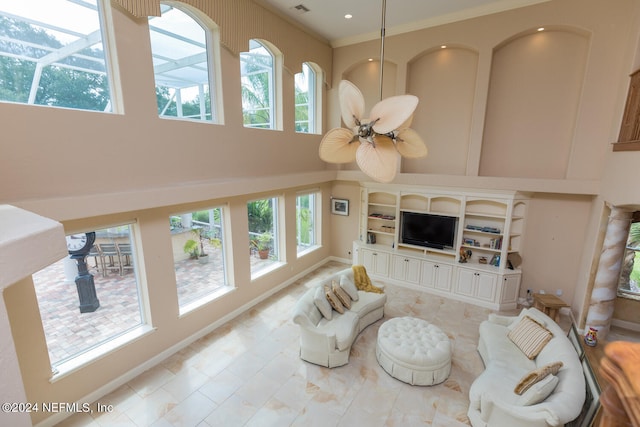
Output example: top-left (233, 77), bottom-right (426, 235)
top-left (585, 206), bottom-right (633, 340)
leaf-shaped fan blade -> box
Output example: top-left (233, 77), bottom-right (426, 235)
top-left (370, 95), bottom-right (419, 135)
top-left (339, 80), bottom-right (365, 129)
top-left (356, 135), bottom-right (398, 183)
top-left (319, 127), bottom-right (358, 163)
top-left (395, 128), bottom-right (428, 158)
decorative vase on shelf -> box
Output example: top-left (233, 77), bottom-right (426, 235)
top-left (584, 327), bottom-right (598, 347)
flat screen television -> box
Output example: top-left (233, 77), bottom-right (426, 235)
top-left (400, 211), bottom-right (457, 250)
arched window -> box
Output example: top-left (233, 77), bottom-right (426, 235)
top-left (240, 39), bottom-right (278, 129)
top-left (0, 0), bottom-right (117, 112)
top-left (295, 62), bottom-right (322, 134)
top-left (149, 3), bottom-right (222, 123)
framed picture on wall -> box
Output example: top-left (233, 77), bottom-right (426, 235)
top-left (331, 198), bottom-right (349, 216)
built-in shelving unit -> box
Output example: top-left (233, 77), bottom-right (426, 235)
top-left (355, 184), bottom-right (529, 310)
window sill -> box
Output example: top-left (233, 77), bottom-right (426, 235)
top-left (178, 285), bottom-right (236, 317)
top-left (618, 291), bottom-right (640, 301)
top-left (297, 245), bottom-right (322, 258)
top-left (50, 324), bottom-right (155, 383)
top-left (251, 261), bottom-right (285, 281)
top-left (612, 140), bottom-right (640, 151)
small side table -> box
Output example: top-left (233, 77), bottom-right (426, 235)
top-left (532, 293), bottom-right (569, 322)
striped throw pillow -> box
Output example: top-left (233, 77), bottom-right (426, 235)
top-left (507, 315), bottom-right (553, 359)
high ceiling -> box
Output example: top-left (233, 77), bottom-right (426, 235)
top-left (255, 0), bottom-right (551, 47)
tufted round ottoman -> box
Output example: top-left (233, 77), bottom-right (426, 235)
top-left (376, 316), bottom-right (451, 386)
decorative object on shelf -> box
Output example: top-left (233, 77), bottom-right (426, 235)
top-left (459, 247), bottom-right (472, 263)
top-left (331, 197), bottom-right (349, 216)
top-left (479, 256), bottom-right (488, 264)
top-left (367, 233), bottom-right (377, 244)
top-left (490, 254), bottom-right (501, 266)
top-left (584, 327), bottom-right (598, 347)
top-left (318, 0), bottom-right (427, 183)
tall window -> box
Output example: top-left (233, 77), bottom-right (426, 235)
top-left (169, 207), bottom-right (228, 314)
top-left (295, 63), bottom-right (318, 133)
top-left (149, 4), bottom-right (220, 122)
top-left (240, 40), bottom-right (274, 129)
top-left (0, 0), bottom-right (116, 112)
top-left (248, 197), bottom-right (280, 277)
top-left (297, 192), bottom-right (320, 256)
top-left (618, 216), bottom-right (640, 299)
top-left (32, 224), bottom-right (147, 370)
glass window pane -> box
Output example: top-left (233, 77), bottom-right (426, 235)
top-left (170, 208), bottom-right (228, 313)
top-left (240, 40), bottom-right (273, 129)
top-left (295, 63), bottom-right (315, 133)
top-left (149, 4), bottom-right (216, 122)
top-left (297, 192), bottom-right (318, 256)
top-left (33, 225), bottom-right (144, 367)
top-left (0, 0), bottom-right (114, 112)
top-left (618, 221), bottom-right (640, 297)
top-left (248, 197), bottom-right (279, 276)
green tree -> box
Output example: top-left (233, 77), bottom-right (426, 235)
top-left (240, 44), bottom-right (272, 128)
top-left (247, 199), bottom-right (273, 234)
top-left (0, 16), bottom-right (110, 110)
top-left (294, 85), bottom-right (309, 132)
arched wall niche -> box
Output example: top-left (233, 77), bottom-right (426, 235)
top-left (343, 59), bottom-right (398, 113)
top-left (479, 26), bottom-right (590, 179)
top-left (341, 59), bottom-right (398, 171)
top-left (404, 45), bottom-right (479, 175)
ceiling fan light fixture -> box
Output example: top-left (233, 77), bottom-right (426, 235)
top-left (318, 0), bottom-right (428, 183)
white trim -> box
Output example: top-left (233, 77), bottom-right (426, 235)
top-left (50, 325), bottom-right (156, 382)
top-left (35, 257), bottom-right (343, 427)
top-left (611, 318), bottom-right (640, 333)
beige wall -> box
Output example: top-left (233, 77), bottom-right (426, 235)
top-left (520, 193), bottom-right (593, 303)
top-left (5, 184), bottom-right (334, 425)
top-left (330, 0), bottom-right (640, 328)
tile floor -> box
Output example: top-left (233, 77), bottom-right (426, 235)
top-left (55, 261), bottom-right (510, 427)
top-left (48, 261), bottom-right (640, 426)
top-left (32, 245), bottom-right (275, 365)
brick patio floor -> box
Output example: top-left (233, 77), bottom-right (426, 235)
top-left (32, 246), bottom-right (276, 367)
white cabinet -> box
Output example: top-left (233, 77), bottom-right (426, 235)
top-left (354, 184), bottom-right (527, 310)
top-left (499, 274), bottom-right (521, 305)
top-left (361, 248), bottom-right (390, 277)
top-left (421, 260), bottom-right (452, 292)
top-left (360, 185), bottom-right (528, 272)
top-left (354, 241), bottom-right (519, 310)
top-left (391, 255), bottom-right (421, 285)
top-left (454, 267), bottom-right (497, 303)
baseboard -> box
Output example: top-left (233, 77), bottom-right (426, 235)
top-left (35, 257), bottom-right (344, 427)
top-left (329, 255), bottom-right (351, 264)
top-left (611, 318), bottom-right (640, 333)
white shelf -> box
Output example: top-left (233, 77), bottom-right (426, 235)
top-left (361, 185), bottom-right (528, 272)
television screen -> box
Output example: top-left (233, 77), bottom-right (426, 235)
top-left (401, 212), bottom-right (457, 250)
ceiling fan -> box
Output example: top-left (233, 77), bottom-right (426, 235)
top-left (318, 0), bottom-right (428, 183)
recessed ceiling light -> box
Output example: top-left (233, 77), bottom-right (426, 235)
top-left (537, 27), bottom-right (545, 31)
top-left (345, 14), bottom-right (353, 19)
top-left (441, 45), bottom-right (447, 49)
top-left (368, 58), bottom-right (373, 62)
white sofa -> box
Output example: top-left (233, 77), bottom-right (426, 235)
top-left (292, 268), bottom-right (387, 368)
top-left (468, 308), bottom-right (585, 427)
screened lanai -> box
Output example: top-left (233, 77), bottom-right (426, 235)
top-left (0, 0), bottom-right (216, 119)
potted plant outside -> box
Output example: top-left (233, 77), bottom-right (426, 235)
top-left (183, 238), bottom-right (200, 260)
top-left (252, 232), bottom-right (272, 259)
top-left (183, 228), bottom-right (222, 263)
